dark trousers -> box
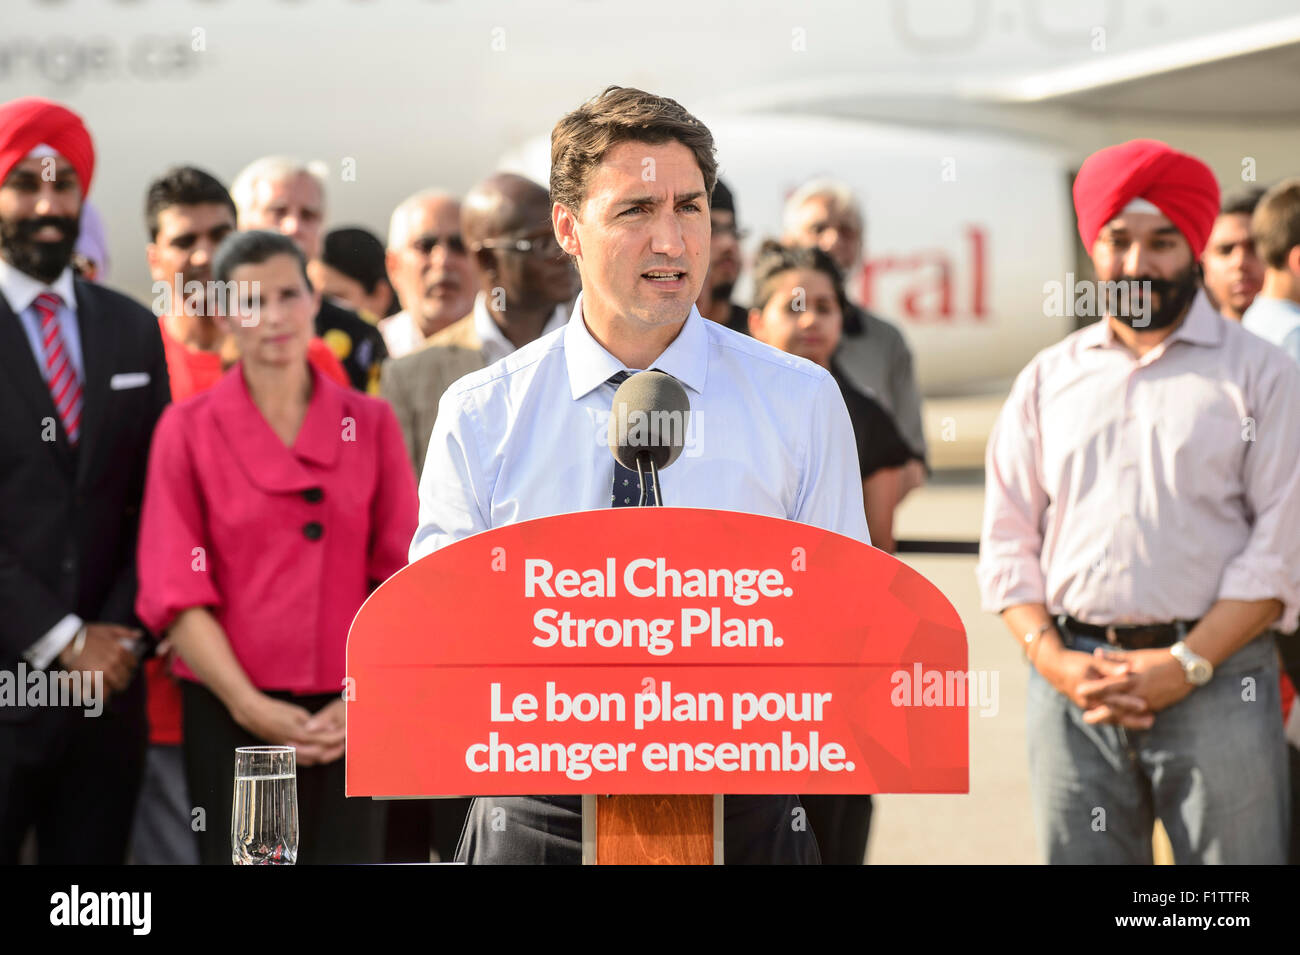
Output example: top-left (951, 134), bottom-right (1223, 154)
top-left (456, 794), bottom-right (822, 864)
top-left (181, 681), bottom-right (386, 865)
top-left (384, 797), bottom-right (472, 863)
top-left (800, 794), bottom-right (873, 864)
top-left (0, 672), bottom-right (146, 864)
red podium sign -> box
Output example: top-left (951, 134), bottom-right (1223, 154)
top-left (347, 508), bottom-right (967, 797)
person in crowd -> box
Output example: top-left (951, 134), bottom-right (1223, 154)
top-left (1243, 179), bottom-right (1300, 361)
top-left (381, 174), bottom-right (570, 863)
top-left (747, 240), bottom-right (909, 552)
top-left (413, 85), bottom-right (870, 865)
top-left (147, 166), bottom-right (349, 399)
top-left (310, 226), bottom-right (396, 324)
top-left (695, 178), bottom-right (747, 331)
top-left (0, 97), bottom-right (168, 863)
top-left (783, 179), bottom-right (927, 497)
top-left (979, 139), bottom-right (1300, 864)
top-left (380, 189), bottom-right (477, 359)
top-left (382, 173), bottom-right (576, 476)
top-left (231, 156), bottom-right (387, 392)
top-left (135, 229), bottom-right (417, 864)
top-left (130, 165), bottom-right (347, 865)
top-left (72, 199), bottom-right (109, 281)
top-left (1202, 186), bottom-right (1266, 322)
top-left (1239, 176), bottom-right (1300, 864)
top-left (746, 240), bottom-right (911, 865)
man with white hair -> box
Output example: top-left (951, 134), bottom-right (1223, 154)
top-left (783, 179), bottom-right (927, 495)
top-left (231, 156), bottom-right (388, 392)
top-left (380, 189), bottom-right (477, 359)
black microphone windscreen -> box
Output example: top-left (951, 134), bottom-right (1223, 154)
top-left (607, 371), bottom-right (691, 470)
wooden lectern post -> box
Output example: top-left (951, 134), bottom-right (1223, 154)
top-left (582, 794), bottom-right (722, 865)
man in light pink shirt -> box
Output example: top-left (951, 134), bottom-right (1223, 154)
top-left (979, 139), bottom-right (1300, 864)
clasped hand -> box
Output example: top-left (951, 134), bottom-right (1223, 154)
top-left (234, 694), bottom-right (347, 766)
top-left (1042, 644), bottom-right (1192, 728)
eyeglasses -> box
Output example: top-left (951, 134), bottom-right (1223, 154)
top-left (412, 233), bottom-right (467, 256)
top-left (474, 231), bottom-right (566, 259)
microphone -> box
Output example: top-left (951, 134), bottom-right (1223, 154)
top-left (607, 371), bottom-right (690, 506)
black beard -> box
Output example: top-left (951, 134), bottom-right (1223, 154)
top-left (1111, 264), bottom-right (1199, 331)
top-left (0, 214), bottom-right (80, 284)
top-left (711, 280), bottom-right (735, 303)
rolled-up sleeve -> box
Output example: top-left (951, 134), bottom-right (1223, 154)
top-left (793, 371), bottom-right (871, 546)
top-left (1216, 358), bottom-right (1300, 632)
top-left (135, 405), bottom-right (221, 636)
top-left (977, 363), bottom-right (1049, 613)
top-left (409, 384), bottom-right (492, 563)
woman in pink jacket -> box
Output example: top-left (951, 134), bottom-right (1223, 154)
top-left (136, 231), bottom-right (417, 864)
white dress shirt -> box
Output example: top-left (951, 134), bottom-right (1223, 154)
top-left (411, 292), bottom-right (870, 562)
top-left (379, 309), bottom-right (422, 360)
top-left (0, 258), bottom-right (84, 383)
top-left (472, 291), bottom-right (568, 367)
top-left (1242, 295), bottom-right (1300, 365)
top-left (979, 291), bottom-right (1300, 630)
top-left (0, 260), bottom-right (86, 668)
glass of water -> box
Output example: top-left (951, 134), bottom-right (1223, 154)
top-left (232, 746), bottom-right (299, 865)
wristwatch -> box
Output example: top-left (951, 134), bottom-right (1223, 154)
top-left (1169, 641), bottom-right (1213, 686)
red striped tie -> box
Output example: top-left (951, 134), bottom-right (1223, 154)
top-left (34, 291), bottom-right (83, 445)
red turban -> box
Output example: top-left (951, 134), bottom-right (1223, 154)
top-left (1073, 139), bottom-right (1219, 257)
top-left (0, 97), bottom-right (95, 197)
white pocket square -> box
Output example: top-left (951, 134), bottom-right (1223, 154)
top-left (110, 372), bottom-right (150, 391)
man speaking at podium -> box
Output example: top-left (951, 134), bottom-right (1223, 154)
top-left (410, 86), bottom-right (869, 864)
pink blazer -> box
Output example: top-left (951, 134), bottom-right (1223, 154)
top-left (136, 363), bottom-right (417, 694)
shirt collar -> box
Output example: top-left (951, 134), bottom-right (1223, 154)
top-left (564, 291), bottom-right (709, 400)
top-left (1077, 317), bottom-right (1114, 350)
top-left (1079, 289), bottom-right (1223, 352)
top-left (0, 258), bottom-right (77, 315)
top-left (474, 291), bottom-right (568, 362)
top-left (211, 360), bottom-right (344, 493)
top-left (1164, 290), bottom-right (1224, 347)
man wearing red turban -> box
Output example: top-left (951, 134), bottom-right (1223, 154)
top-left (0, 97), bottom-right (96, 196)
top-left (979, 139), bottom-right (1300, 863)
top-left (1072, 139), bottom-right (1220, 331)
top-left (0, 98), bottom-right (97, 286)
top-left (0, 97), bottom-right (170, 864)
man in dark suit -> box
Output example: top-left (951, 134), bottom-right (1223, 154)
top-left (0, 97), bottom-right (170, 863)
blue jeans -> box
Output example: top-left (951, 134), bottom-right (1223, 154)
top-left (1026, 629), bottom-right (1288, 864)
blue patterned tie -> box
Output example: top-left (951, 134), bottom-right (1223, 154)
top-left (607, 371), bottom-right (642, 507)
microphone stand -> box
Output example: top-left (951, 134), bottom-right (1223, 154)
top-left (634, 453), bottom-right (662, 507)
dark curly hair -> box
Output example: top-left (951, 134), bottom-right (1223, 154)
top-left (749, 239), bottom-right (849, 317)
